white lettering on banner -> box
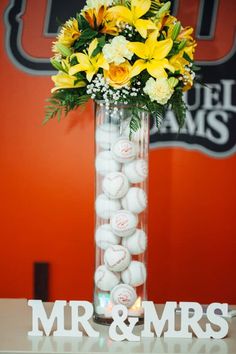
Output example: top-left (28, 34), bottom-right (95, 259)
top-left (150, 80), bottom-right (236, 157)
top-left (28, 300), bottom-right (229, 341)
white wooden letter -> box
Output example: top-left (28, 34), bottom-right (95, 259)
top-left (206, 303), bottom-right (229, 339)
top-left (28, 300), bottom-right (66, 336)
top-left (67, 301), bottom-right (99, 337)
top-left (178, 302), bottom-right (208, 338)
top-left (141, 301), bottom-right (177, 338)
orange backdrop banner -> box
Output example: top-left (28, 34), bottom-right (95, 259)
top-left (0, 0), bottom-right (235, 304)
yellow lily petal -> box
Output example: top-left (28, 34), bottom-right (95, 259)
top-left (97, 53), bottom-right (109, 70)
top-left (71, 53), bottom-right (91, 67)
top-left (51, 73), bottom-right (85, 92)
top-left (131, 59), bottom-right (147, 77)
top-left (131, 0), bottom-right (151, 20)
top-left (107, 6), bottom-right (133, 24)
top-left (69, 63), bottom-right (88, 76)
top-left (86, 70), bottom-right (95, 82)
top-left (88, 38), bottom-right (98, 57)
top-left (146, 59), bottom-right (174, 78)
top-left (134, 19), bottom-right (157, 38)
top-left (153, 38), bottom-right (173, 60)
top-left (127, 42), bottom-right (147, 59)
top-left (146, 61), bottom-right (168, 78)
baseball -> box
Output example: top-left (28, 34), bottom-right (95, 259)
top-left (102, 172), bottom-right (129, 199)
top-left (94, 265), bottom-right (120, 291)
top-left (122, 229), bottom-right (147, 255)
top-left (122, 117), bottom-right (147, 143)
top-left (122, 159), bottom-right (148, 184)
top-left (95, 224), bottom-right (120, 250)
top-left (95, 151), bottom-right (121, 176)
top-left (110, 210), bottom-right (138, 237)
top-left (121, 187), bottom-right (147, 214)
top-left (111, 284), bottom-right (137, 308)
top-left (121, 261), bottom-right (147, 287)
top-left (95, 194), bottom-right (121, 219)
top-left (104, 245), bottom-right (131, 272)
top-left (111, 137), bottom-right (137, 163)
top-left (95, 123), bottom-right (119, 150)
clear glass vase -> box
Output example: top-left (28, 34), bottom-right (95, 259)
top-left (93, 101), bottom-right (149, 325)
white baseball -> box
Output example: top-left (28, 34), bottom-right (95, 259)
top-left (121, 261), bottom-right (147, 287)
top-left (96, 123), bottom-right (119, 150)
top-left (94, 265), bottom-right (120, 291)
top-left (111, 284), bottom-right (137, 308)
top-left (95, 151), bottom-right (121, 176)
top-left (121, 187), bottom-right (147, 214)
top-left (95, 224), bottom-right (120, 250)
top-left (111, 137), bottom-right (137, 163)
top-left (122, 117), bottom-right (147, 142)
top-left (102, 172), bottom-right (129, 199)
top-left (110, 210), bottom-right (138, 237)
top-left (122, 229), bottom-right (147, 255)
top-left (122, 159), bottom-right (148, 184)
top-left (104, 245), bottom-right (131, 272)
top-left (95, 194), bottom-right (121, 219)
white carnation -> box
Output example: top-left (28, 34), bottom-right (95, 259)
top-left (143, 78), bottom-right (174, 105)
top-left (84, 0), bottom-right (113, 10)
top-left (102, 36), bottom-right (133, 65)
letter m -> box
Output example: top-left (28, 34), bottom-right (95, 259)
top-left (28, 300), bottom-right (66, 336)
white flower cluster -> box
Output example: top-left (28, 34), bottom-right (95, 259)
top-left (102, 36), bottom-right (133, 65)
top-left (143, 78), bottom-right (174, 105)
top-left (182, 64), bottom-right (195, 86)
top-left (87, 74), bottom-right (142, 109)
top-left (122, 24), bottom-right (135, 39)
top-left (84, 0), bottom-right (114, 10)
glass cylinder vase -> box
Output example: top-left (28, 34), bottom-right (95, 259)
top-left (93, 101), bottom-right (149, 325)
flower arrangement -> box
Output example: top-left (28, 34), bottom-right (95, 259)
top-left (45, 0), bottom-right (198, 131)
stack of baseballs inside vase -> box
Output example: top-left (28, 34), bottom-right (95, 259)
top-left (94, 118), bottom-right (148, 316)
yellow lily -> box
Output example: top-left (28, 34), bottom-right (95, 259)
top-left (169, 44), bottom-right (196, 74)
top-left (69, 39), bottom-right (108, 82)
top-left (107, 0), bottom-right (156, 38)
top-left (128, 37), bottom-right (174, 78)
top-left (51, 72), bottom-right (86, 93)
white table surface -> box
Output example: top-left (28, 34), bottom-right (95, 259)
top-left (0, 299), bottom-right (235, 353)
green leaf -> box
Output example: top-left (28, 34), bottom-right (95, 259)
top-left (183, 51), bottom-right (193, 63)
top-left (170, 89), bottom-right (187, 128)
top-left (91, 35), bottom-right (106, 57)
top-left (129, 109), bottom-right (142, 138)
top-left (75, 28), bottom-right (98, 50)
top-left (43, 90), bottom-right (90, 124)
top-left (77, 14), bottom-right (91, 30)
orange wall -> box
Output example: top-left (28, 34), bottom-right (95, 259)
top-left (0, 0), bottom-right (236, 304)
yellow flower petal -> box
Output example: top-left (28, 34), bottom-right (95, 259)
top-left (147, 59), bottom-right (171, 79)
top-left (51, 73), bottom-right (85, 92)
top-left (97, 53), bottom-right (109, 70)
top-left (68, 64), bottom-right (86, 76)
top-left (107, 6), bottom-right (133, 24)
top-left (131, 0), bottom-right (151, 20)
top-left (88, 38), bottom-right (98, 57)
top-left (134, 19), bottom-right (156, 38)
top-left (86, 70), bottom-right (95, 82)
top-left (153, 38), bottom-right (173, 60)
top-left (131, 59), bottom-right (147, 77)
top-left (127, 42), bottom-right (147, 59)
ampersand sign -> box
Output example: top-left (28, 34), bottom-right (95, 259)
top-left (109, 304), bottom-right (140, 341)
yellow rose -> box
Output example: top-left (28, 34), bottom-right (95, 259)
top-left (104, 61), bottom-right (132, 88)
